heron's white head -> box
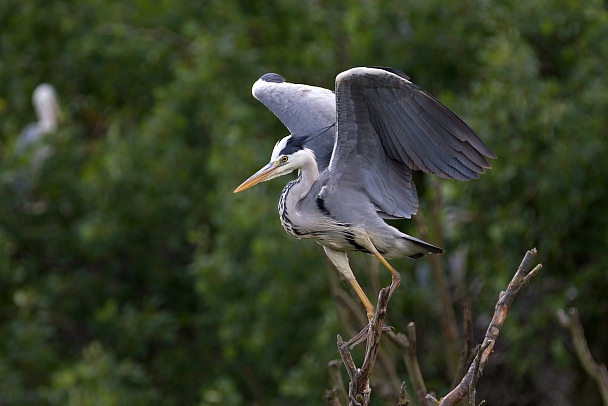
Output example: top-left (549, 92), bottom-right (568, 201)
top-left (234, 135), bottom-right (315, 193)
top-left (32, 84), bottom-right (61, 133)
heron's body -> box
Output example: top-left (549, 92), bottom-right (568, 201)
top-left (277, 148), bottom-right (441, 259)
top-left (235, 67), bottom-right (495, 319)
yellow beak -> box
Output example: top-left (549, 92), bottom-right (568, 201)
top-left (233, 163), bottom-right (279, 193)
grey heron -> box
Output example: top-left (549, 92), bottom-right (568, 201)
top-left (234, 67), bottom-right (495, 321)
top-left (15, 83), bottom-right (60, 156)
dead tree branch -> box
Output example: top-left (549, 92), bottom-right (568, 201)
top-left (337, 287), bottom-right (391, 406)
top-left (324, 388), bottom-right (343, 406)
top-left (385, 326), bottom-right (428, 405)
top-left (435, 248), bottom-right (542, 406)
top-left (557, 307), bottom-right (608, 406)
top-left (398, 382), bottom-right (410, 405)
top-left (332, 248), bottom-right (541, 406)
top-left (452, 304), bottom-right (475, 388)
top-left (327, 359), bottom-right (349, 406)
top-left (327, 258), bottom-right (403, 404)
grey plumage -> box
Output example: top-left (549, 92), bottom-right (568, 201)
top-left (252, 73), bottom-right (336, 171)
top-left (235, 66), bottom-right (495, 319)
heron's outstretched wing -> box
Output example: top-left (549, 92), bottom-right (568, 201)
top-left (326, 67), bottom-right (496, 218)
top-left (252, 73), bottom-right (336, 170)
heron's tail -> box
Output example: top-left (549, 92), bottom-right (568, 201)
top-left (403, 234), bottom-right (445, 259)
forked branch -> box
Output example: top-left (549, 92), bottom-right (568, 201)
top-left (331, 248), bottom-right (542, 406)
top-left (435, 248), bottom-right (542, 406)
top-left (337, 287), bottom-right (391, 406)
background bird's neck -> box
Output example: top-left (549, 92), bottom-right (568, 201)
top-left (35, 98), bottom-right (59, 133)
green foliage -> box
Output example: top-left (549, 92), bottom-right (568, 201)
top-left (1, 0), bottom-right (607, 405)
top-left (44, 342), bottom-right (159, 406)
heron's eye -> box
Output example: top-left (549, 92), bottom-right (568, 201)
top-left (280, 156), bottom-right (288, 163)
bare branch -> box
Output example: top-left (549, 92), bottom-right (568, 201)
top-left (333, 248), bottom-right (542, 406)
top-left (336, 284), bottom-right (394, 405)
top-left (330, 258), bottom-right (402, 404)
top-left (557, 307), bottom-right (608, 405)
top-left (338, 335), bottom-right (358, 376)
top-left (468, 342), bottom-right (490, 406)
top-left (328, 359), bottom-right (349, 406)
top-left (452, 304), bottom-right (475, 387)
top-left (360, 289), bottom-right (389, 380)
top-left (324, 388), bottom-right (344, 406)
top-left (385, 327), bottom-right (428, 405)
top-left (398, 382), bottom-right (410, 406)
top-left (438, 248), bottom-right (542, 406)
top-left (426, 393), bottom-right (439, 405)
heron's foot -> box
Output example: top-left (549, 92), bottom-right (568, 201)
top-left (387, 272), bottom-right (401, 301)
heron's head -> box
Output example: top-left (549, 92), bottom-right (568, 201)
top-left (234, 135), bottom-right (313, 193)
top-left (33, 84), bottom-right (61, 133)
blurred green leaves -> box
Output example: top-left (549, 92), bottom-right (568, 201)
top-left (44, 342), bottom-right (159, 406)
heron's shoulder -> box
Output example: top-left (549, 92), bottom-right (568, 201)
top-left (251, 73), bottom-right (287, 99)
top-left (259, 73), bottom-right (285, 83)
top-left (253, 73), bottom-right (334, 100)
top-left (335, 66), bottom-right (412, 87)
top-left (252, 74), bottom-right (284, 99)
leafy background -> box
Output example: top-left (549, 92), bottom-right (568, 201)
top-left (1, 0), bottom-right (607, 405)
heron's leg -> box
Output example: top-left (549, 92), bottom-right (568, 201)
top-left (362, 237), bottom-right (401, 299)
top-left (323, 246), bottom-right (375, 321)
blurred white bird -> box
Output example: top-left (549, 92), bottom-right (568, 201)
top-left (15, 83), bottom-right (61, 157)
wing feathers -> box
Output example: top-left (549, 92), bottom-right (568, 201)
top-left (411, 91), bottom-right (496, 159)
top-left (252, 75), bottom-right (336, 138)
top-left (371, 87), bottom-right (487, 180)
top-left (328, 67), bottom-right (495, 217)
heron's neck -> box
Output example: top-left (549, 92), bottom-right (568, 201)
top-left (279, 150), bottom-right (318, 237)
top-left (36, 102), bottom-right (58, 133)
top-left (289, 149), bottom-right (318, 202)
